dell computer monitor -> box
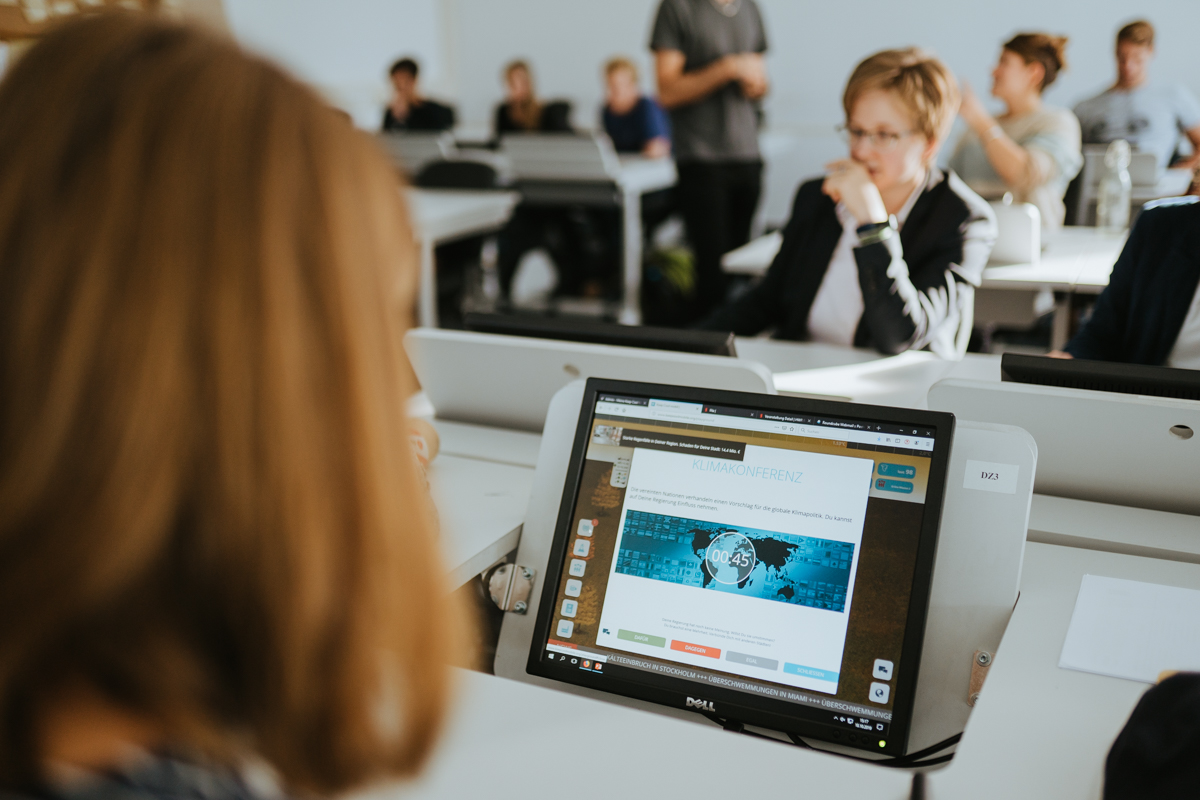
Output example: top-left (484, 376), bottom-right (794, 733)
top-left (463, 313), bottom-right (737, 357)
top-left (526, 378), bottom-right (954, 756)
top-left (1001, 353), bottom-right (1200, 402)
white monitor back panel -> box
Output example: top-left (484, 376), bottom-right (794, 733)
top-left (404, 328), bottom-right (775, 432)
top-left (929, 378), bottom-right (1200, 516)
top-left (377, 131), bottom-right (452, 175)
top-left (500, 133), bottom-right (620, 181)
top-left (907, 421), bottom-right (1035, 752)
top-left (497, 381), bottom-right (1034, 756)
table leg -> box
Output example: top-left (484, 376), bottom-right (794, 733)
top-left (1050, 291), bottom-right (1071, 351)
top-left (418, 236), bottom-right (438, 328)
top-left (619, 188), bottom-right (643, 325)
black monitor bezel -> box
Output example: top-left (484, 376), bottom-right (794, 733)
top-left (1000, 353), bottom-right (1200, 402)
top-left (463, 312), bottom-right (738, 357)
top-left (525, 378), bottom-right (956, 757)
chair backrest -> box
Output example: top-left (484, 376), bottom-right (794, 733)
top-left (541, 100), bottom-right (574, 133)
top-left (416, 159), bottom-right (500, 190)
top-left (377, 131), bottom-right (454, 176)
top-left (500, 132), bottom-right (622, 181)
top-left (988, 200), bottom-right (1041, 265)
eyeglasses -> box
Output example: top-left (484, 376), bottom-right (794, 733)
top-left (836, 125), bottom-right (917, 152)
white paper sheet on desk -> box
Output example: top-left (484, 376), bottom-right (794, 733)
top-left (1059, 574), bottom-right (1200, 683)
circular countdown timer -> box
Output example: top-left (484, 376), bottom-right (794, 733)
top-left (704, 531), bottom-right (757, 585)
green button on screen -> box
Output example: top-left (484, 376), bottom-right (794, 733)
top-left (618, 629), bottom-right (666, 647)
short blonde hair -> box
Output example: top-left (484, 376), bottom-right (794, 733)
top-left (842, 48), bottom-right (960, 143)
top-left (605, 56), bottom-right (638, 81)
top-left (1117, 20), bottom-right (1154, 49)
top-left (0, 12), bottom-right (457, 791)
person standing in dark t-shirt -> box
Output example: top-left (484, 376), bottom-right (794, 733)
top-left (650, 0), bottom-right (768, 318)
top-left (601, 57), bottom-right (671, 157)
top-left (381, 57), bottom-right (456, 132)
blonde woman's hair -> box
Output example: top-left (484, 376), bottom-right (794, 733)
top-left (0, 11), bottom-right (456, 791)
top-left (503, 58), bottom-right (542, 130)
top-left (842, 47), bottom-right (960, 143)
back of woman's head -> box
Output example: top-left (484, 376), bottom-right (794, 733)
top-left (1004, 33), bottom-right (1069, 91)
top-left (0, 11), bottom-right (453, 791)
top-left (843, 47), bottom-right (960, 143)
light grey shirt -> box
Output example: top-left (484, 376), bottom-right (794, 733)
top-left (948, 106), bottom-right (1083, 230)
top-left (1074, 82), bottom-right (1200, 169)
top-left (649, 0), bottom-right (767, 162)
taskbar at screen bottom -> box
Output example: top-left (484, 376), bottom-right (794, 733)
top-left (540, 645), bottom-right (893, 751)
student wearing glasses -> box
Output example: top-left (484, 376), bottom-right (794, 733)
top-left (703, 49), bottom-right (996, 359)
top-left (949, 34), bottom-right (1082, 231)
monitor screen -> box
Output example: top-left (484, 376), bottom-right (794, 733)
top-left (1001, 353), bottom-right (1200, 402)
top-left (527, 379), bottom-right (954, 756)
top-left (463, 313), bottom-right (737, 357)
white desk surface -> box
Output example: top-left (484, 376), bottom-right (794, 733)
top-left (721, 226), bottom-right (1126, 295)
top-left (931, 541), bottom-right (1200, 800)
top-left (774, 352), bottom-right (1000, 408)
top-left (407, 188), bottom-right (519, 244)
top-left (982, 227), bottom-right (1126, 294)
top-left (431, 418), bottom-right (542, 469)
top-left (1028, 494), bottom-right (1200, 565)
top-left (613, 153), bottom-right (677, 194)
top-left (361, 669), bottom-right (912, 800)
top-left (429, 454), bottom-right (533, 588)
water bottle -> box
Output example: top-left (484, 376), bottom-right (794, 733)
top-left (1096, 139), bottom-right (1132, 233)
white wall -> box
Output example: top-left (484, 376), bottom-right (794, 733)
top-left (221, 0), bottom-right (1199, 224)
top-left (441, 0), bottom-right (1200, 226)
top-left (224, 0), bottom-right (444, 128)
top-left (444, 0), bottom-right (1200, 131)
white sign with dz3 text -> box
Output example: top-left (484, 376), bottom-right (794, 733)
top-left (962, 459), bottom-right (1018, 494)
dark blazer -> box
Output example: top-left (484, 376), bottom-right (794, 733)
top-left (703, 169), bottom-right (996, 357)
top-left (494, 100), bottom-right (573, 136)
top-left (381, 99), bottom-right (456, 132)
top-left (1065, 196), bottom-right (1200, 365)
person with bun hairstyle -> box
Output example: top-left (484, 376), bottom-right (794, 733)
top-left (703, 48), bottom-right (996, 359)
top-left (0, 11), bottom-right (460, 797)
top-left (950, 33), bottom-right (1082, 231)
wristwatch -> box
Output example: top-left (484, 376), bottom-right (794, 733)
top-left (856, 215), bottom-right (897, 247)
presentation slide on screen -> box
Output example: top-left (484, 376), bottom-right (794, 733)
top-left (594, 436), bottom-right (874, 695)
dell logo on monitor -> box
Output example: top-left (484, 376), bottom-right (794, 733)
top-left (685, 697), bottom-right (716, 713)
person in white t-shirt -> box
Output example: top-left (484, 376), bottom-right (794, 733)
top-left (1073, 20), bottom-right (1200, 171)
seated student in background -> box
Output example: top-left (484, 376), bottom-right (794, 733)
top-left (601, 57), bottom-right (671, 158)
top-left (382, 56), bottom-right (456, 131)
top-left (703, 48), bottom-right (996, 359)
top-left (0, 13), bottom-right (458, 795)
top-left (1057, 196), bottom-right (1200, 368)
top-left (1074, 20), bottom-right (1200, 171)
top-left (494, 59), bottom-right (571, 136)
top-left (949, 34), bottom-right (1082, 231)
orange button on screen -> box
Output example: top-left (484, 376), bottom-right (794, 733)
top-left (670, 639), bottom-right (721, 658)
